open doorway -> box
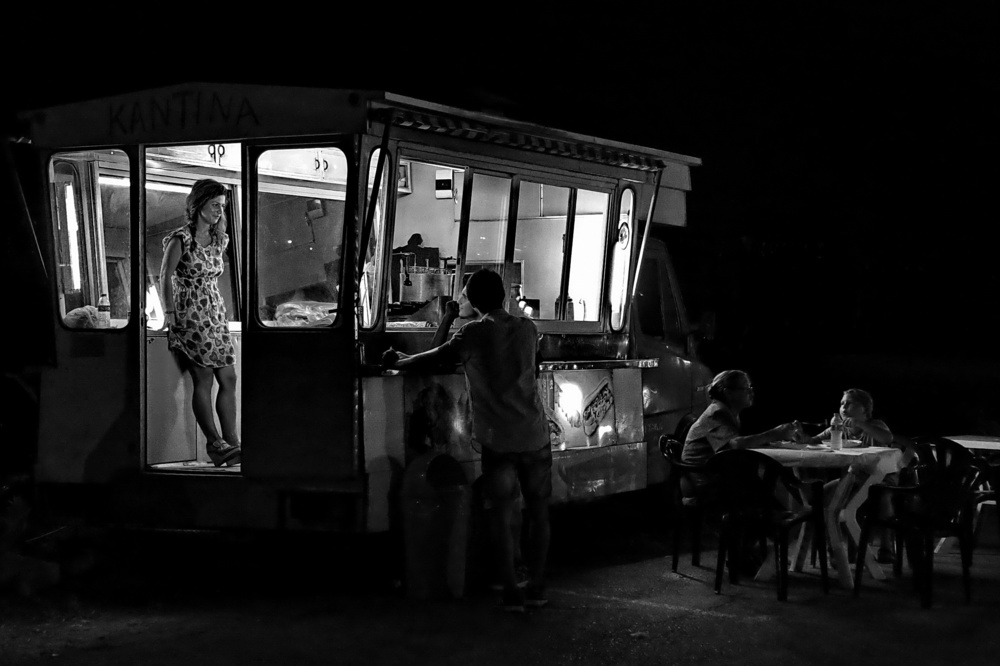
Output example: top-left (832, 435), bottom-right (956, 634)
top-left (140, 146), bottom-right (243, 473)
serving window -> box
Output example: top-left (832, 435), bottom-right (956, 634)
top-left (384, 151), bottom-right (614, 331)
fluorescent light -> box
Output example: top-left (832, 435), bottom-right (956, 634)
top-left (99, 176), bottom-right (192, 194)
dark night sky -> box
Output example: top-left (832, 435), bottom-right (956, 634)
top-left (3, 6), bottom-right (997, 433)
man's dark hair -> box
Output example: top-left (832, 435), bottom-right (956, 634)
top-left (465, 269), bottom-right (505, 312)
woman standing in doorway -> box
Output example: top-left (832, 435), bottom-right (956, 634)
top-left (159, 179), bottom-right (241, 467)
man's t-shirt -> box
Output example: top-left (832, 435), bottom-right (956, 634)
top-left (681, 401), bottom-right (741, 466)
top-left (440, 309), bottom-right (548, 453)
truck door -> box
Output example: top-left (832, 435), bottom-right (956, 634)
top-left (37, 148), bottom-right (140, 483)
top-left (633, 237), bottom-right (704, 480)
top-left (241, 141), bottom-right (360, 485)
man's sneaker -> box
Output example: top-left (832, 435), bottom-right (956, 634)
top-left (524, 584), bottom-right (548, 608)
top-left (500, 586), bottom-right (526, 613)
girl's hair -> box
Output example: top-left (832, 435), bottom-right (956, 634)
top-left (844, 388), bottom-right (874, 418)
top-left (185, 179), bottom-right (228, 224)
top-left (707, 369), bottom-right (749, 402)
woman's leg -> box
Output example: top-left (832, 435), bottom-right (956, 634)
top-left (190, 365), bottom-right (222, 443)
top-left (214, 365), bottom-right (239, 446)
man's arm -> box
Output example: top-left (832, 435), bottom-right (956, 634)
top-left (383, 344), bottom-right (455, 372)
top-left (430, 300), bottom-right (460, 349)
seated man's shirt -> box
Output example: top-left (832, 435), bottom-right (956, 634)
top-left (681, 400), bottom-right (740, 466)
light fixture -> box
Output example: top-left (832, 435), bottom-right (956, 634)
top-left (99, 176), bottom-right (193, 194)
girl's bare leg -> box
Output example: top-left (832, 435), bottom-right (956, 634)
top-left (190, 365), bottom-right (222, 443)
top-left (215, 365), bottom-right (239, 446)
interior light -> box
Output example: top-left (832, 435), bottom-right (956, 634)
top-left (98, 176), bottom-right (194, 194)
top-left (287, 240), bottom-right (293, 244)
top-left (557, 382), bottom-right (583, 427)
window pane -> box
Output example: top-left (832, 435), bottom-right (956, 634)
top-left (609, 189), bottom-right (634, 330)
top-left (512, 182), bottom-right (568, 320)
top-left (50, 150), bottom-right (130, 329)
top-left (465, 172), bottom-right (511, 283)
top-left (387, 157), bottom-right (463, 329)
top-left (256, 147), bottom-right (346, 327)
top-left (360, 148), bottom-right (389, 329)
top-left (145, 144), bottom-right (242, 331)
top-left (566, 188), bottom-right (609, 322)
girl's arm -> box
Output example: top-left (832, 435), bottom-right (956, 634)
top-left (159, 237), bottom-right (183, 329)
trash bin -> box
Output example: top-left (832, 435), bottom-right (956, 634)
top-left (401, 449), bottom-right (471, 600)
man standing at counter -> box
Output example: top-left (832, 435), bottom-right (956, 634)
top-left (383, 269), bottom-right (551, 613)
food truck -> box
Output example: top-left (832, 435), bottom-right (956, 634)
top-left (8, 83), bottom-right (713, 533)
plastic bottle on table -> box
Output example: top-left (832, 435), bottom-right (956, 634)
top-left (97, 294), bottom-right (111, 328)
top-left (830, 413), bottom-right (843, 450)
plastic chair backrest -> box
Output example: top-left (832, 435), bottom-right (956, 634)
top-left (912, 436), bottom-right (982, 520)
top-left (674, 413), bottom-right (697, 444)
top-left (660, 413), bottom-right (698, 464)
top-left (704, 449), bottom-right (799, 511)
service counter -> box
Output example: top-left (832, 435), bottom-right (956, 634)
top-left (361, 358), bottom-right (656, 531)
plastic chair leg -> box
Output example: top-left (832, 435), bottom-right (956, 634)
top-left (920, 533), bottom-right (934, 609)
top-left (959, 532), bottom-right (973, 603)
top-left (714, 519), bottom-right (729, 594)
top-left (690, 507), bottom-right (703, 567)
top-left (671, 511), bottom-right (682, 572)
top-left (814, 516), bottom-right (829, 594)
top-left (777, 531), bottom-right (789, 601)
top-left (853, 514), bottom-right (873, 596)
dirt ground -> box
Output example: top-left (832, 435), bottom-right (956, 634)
top-left (2, 494), bottom-right (999, 665)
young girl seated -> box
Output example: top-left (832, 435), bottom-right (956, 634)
top-left (812, 388), bottom-right (897, 563)
top-left (808, 388), bottom-right (893, 447)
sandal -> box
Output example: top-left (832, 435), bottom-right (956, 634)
top-left (207, 439), bottom-right (241, 467)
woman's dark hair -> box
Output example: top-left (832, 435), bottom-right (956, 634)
top-left (185, 179), bottom-right (228, 223)
top-left (465, 269), bottom-right (505, 312)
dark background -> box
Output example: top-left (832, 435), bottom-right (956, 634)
top-left (3, 6), bottom-right (997, 444)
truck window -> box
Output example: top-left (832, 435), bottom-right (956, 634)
top-left (361, 147), bottom-right (391, 329)
top-left (635, 252), bottom-right (684, 347)
top-left (50, 151), bottom-right (131, 329)
top-left (387, 157), bottom-right (464, 328)
top-left (512, 183), bottom-right (608, 321)
top-left (609, 188), bottom-right (635, 330)
top-left (255, 147), bottom-right (347, 327)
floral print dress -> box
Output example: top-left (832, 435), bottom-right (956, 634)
top-left (163, 226), bottom-right (236, 368)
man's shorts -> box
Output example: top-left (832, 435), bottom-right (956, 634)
top-left (480, 445), bottom-right (552, 505)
